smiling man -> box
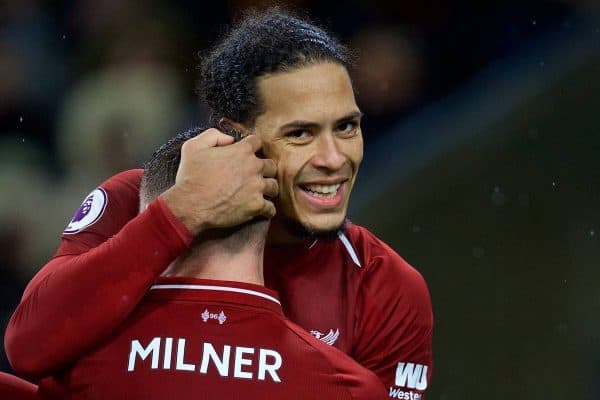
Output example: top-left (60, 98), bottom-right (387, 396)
top-left (245, 61), bottom-right (363, 243)
top-left (5, 9), bottom-right (433, 399)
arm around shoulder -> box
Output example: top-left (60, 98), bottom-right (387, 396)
top-left (4, 171), bottom-right (192, 377)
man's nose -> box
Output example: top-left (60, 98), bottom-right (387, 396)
top-left (312, 132), bottom-right (346, 171)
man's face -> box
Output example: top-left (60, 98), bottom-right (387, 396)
top-left (252, 62), bottom-right (363, 243)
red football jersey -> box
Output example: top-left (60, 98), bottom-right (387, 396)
top-left (5, 169), bottom-right (433, 399)
top-left (41, 278), bottom-right (386, 399)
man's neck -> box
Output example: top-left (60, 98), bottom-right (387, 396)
top-left (163, 241), bottom-right (265, 286)
top-left (265, 218), bottom-right (315, 247)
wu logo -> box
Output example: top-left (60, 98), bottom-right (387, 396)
top-left (309, 329), bottom-right (339, 346)
top-left (395, 362), bottom-right (428, 390)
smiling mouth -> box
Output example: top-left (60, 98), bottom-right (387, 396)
top-left (299, 183), bottom-right (343, 199)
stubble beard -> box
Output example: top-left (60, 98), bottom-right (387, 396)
top-left (282, 216), bottom-right (348, 240)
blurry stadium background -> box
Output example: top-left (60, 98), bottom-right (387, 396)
top-left (1, 1), bottom-right (598, 398)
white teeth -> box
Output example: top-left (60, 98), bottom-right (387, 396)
top-left (303, 184), bottom-right (341, 198)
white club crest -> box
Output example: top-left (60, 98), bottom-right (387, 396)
top-left (309, 328), bottom-right (339, 346)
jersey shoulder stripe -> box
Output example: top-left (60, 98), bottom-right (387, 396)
top-left (336, 231), bottom-right (362, 268)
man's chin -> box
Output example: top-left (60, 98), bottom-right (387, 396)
top-left (283, 216), bottom-right (348, 240)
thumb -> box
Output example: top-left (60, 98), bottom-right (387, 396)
top-left (192, 128), bottom-right (235, 148)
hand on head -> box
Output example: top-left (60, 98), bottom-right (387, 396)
top-left (159, 128), bottom-right (278, 235)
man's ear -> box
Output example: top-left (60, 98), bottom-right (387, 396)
top-left (218, 118), bottom-right (250, 141)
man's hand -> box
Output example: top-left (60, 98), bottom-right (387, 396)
top-left (159, 128), bottom-right (278, 235)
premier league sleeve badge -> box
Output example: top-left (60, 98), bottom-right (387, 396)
top-left (63, 188), bottom-right (108, 234)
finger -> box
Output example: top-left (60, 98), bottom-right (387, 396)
top-left (238, 134), bottom-right (263, 153)
top-left (261, 158), bottom-right (277, 178)
top-left (193, 128), bottom-right (235, 148)
top-left (259, 199), bottom-right (276, 219)
top-left (263, 178), bottom-right (279, 198)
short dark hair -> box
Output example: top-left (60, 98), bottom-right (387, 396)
top-left (140, 127), bottom-right (269, 253)
top-left (140, 126), bottom-right (205, 205)
top-left (198, 8), bottom-right (352, 125)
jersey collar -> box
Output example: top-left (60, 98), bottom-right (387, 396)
top-left (148, 277), bottom-right (282, 315)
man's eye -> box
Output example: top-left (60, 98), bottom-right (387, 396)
top-left (288, 130), bottom-right (311, 140)
top-left (338, 122), bottom-right (357, 135)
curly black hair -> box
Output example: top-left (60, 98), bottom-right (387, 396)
top-left (198, 8), bottom-right (352, 126)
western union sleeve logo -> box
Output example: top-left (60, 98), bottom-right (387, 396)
top-left (394, 362), bottom-right (428, 390)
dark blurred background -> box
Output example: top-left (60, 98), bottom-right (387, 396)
top-left (1, 0), bottom-right (598, 398)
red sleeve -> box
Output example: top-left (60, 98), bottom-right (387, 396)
top-left (4, 170), bottom-right (193, 378)
top-left (0, 372), bottom-right (38, 400)
top-left (351, 228), bottom-right (433, 400)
